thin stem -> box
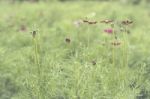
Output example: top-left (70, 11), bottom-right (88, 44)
top-left (87, 26), bottom-right (90, 47)
top-left (33, 36), bottom-right (42, 99)
top-left (125, 26), bottom-right (128, 66)
top-left (112, 26), bottom-right (115, 67)
top-left (122, 27), bottom-right (128, 67)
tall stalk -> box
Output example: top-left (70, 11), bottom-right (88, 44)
top-left (112, 24), bottom-right (115, 67)
top-left (122, 27), bottom-right (128, 67)
top-left (125, 26), bottom-right (129, 67)
top-left (32, 31), bottom-right (42, 99)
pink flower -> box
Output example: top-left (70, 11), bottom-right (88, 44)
top-left (104, 28), bottom-right (113, 34)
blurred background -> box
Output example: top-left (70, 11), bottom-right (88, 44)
top-left (0, 0), bottom-right (150, 4)
top-left (0, 0), bottom-right (150, 99)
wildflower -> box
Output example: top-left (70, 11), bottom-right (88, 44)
top-left (88, 21), bottom-right (97, 24)
top-left (83, 17), bottom-right (89, 23)
top-left (82, 18), bottom-right (97, 24)
top-left (100, 19), bottom-right (113, 24)
top-left (122, 20), bottom-right (133, 25)
top-left (65, 38), bottom-right (71, 43)
top-left (111, 41), bottom-right (121, 46)
top-left (92, 60), bottom-right (96, 65)
top-left (32, 30), bottom-right (36, 38)
top-left (104, 28), bottom-right (113, 34)
top-left (83, 19), bottom-right (89, 23)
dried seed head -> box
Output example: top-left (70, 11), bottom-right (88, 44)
top-left (88, 21), bottom-right (97, 25)
top-left (83, 20), bottom-right (89, 23)
top-left (122, 20), bottom-right (133, 25)
top-left (111, 41), bottom-right (121, 46)
top-left (100, 19), bottom-right (113, 24)
top-left (65, 38), bottom-right (71, 43)
top-left (92, 60), bottom-right (96, 65)
top-left (83, 17), bottom-right (89, 23)
top-left (32, 30), bottom-right (36, 38)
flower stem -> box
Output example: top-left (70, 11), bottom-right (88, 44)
top-left (125, 26), bottom-right (128, 67)
top-left (112, 26), bottom-right (115, 67)
top-left (122, 27), bottom-right (128, 67)
top-left (33, 35), bottom-right (42, 99)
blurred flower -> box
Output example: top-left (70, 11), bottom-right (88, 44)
top-left (111, 41), bottom-right (121, 46)
top-left (32, 30), bottom-right (36, 38)
top-left (122, 20), bottom-right (133, 25)
top-left (82, 18), bottom-right (97, 25)
top-left (65, 38), bottom-right (71, 43)
top-left (104, 28), bottom-right (113, 34)
top-left (88, 21), bottom-right (97, 25)
top-left (92, 60), bottom-right (96, 65)
top-left (100, 19), bottom-right (113, 24)
top-left (82, 17), bottom-right (89, 23)
top-left (83, 19), bottom-right (89, 23)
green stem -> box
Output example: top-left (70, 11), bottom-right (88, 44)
top-left (122, 27), bottom-right (128, 67)
top-left (125, 27), bottom-right (128, 67)
top-left (112, 27), bottom-right (115, 67)
top-left (33, 37), bottom-right (41, 99)
top-left (87, 26), bottom-right (90, 47)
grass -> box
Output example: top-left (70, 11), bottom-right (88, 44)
top-left (0, 1), bottom-right (150, 99)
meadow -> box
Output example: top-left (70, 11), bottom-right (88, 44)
top-left (0, 1), bottom-right (150, 99)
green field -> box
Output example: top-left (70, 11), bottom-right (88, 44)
top-left (0, 1), bottom-right (150, 99)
